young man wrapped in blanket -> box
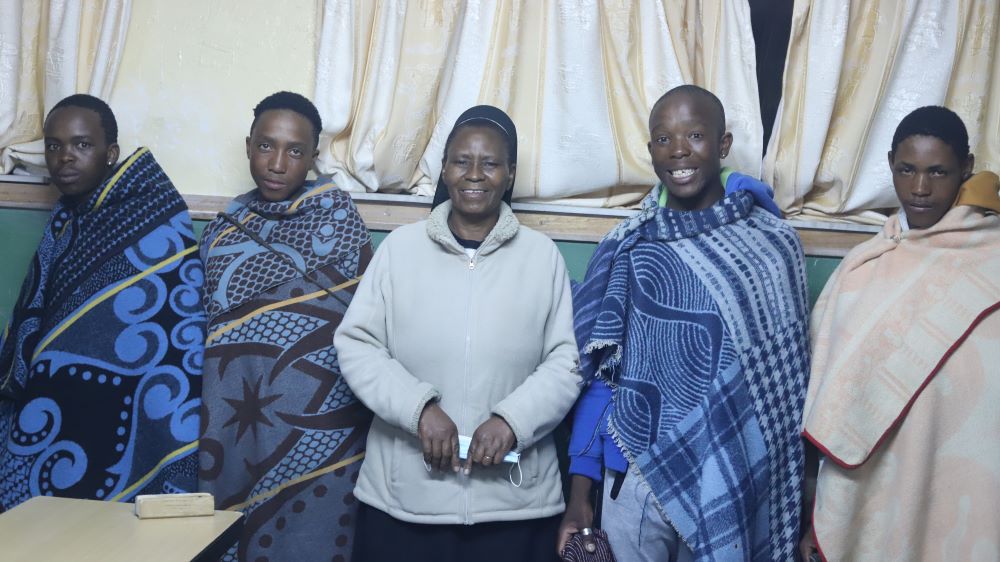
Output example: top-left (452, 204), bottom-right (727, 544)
top-left (558, 85), bottom-right (811, 562)
top-left (198, 91), bottom-right (373, 562)
top-left (0, 95), bottom-right (205, 511)
top-left (800, 106), bottom-right (1000, 562)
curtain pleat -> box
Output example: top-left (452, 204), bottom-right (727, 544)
top-left (314, 0), bottom-right (764, 207)
top-left (0, 0), bottom-right (132, 174)
top-left (765, 0), bottom-right (998, 222)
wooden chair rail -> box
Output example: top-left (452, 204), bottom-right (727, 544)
top-left (0, 182), bottom-right (877, 257)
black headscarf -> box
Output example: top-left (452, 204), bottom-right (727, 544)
top-left (431, 105), bottom-right (517, 209)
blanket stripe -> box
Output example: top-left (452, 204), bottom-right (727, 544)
top-left (33, 244), bottom-right (199, 360)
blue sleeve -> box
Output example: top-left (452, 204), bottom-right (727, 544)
top-left (567, 378), bottom-right (613, 482)
top-left (724, 170), bottom-right (783, 218)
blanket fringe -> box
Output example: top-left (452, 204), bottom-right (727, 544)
top-left (606, 413), bottom-right (696, 551)
top-left (581, 338), bottom-right (623, 386)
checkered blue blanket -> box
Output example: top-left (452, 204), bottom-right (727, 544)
top-left (574, 178), bottom-right (810, 561)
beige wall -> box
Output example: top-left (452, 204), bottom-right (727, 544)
top-left (110, 0), bottom-right (320, 196)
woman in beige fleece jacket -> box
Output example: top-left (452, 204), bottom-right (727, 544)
top-left (334, 105), bottom-right (581, 562)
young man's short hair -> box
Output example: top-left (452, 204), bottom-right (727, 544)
top-left (891, 105), bottom-right (970, 161)
top-left (49, 94), bottom-right (118, 144)
top-left (251, 91), bottom-right (323, 148)
top-left (650, 85), bottom-right (727, 137)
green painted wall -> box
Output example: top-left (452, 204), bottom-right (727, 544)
top-left (0, 208), bottom-right (840, 325)
top-left (1, 209), bottom-right (50, 324)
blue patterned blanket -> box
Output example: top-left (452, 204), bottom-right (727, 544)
top-left (0, 148), bottom-right (205, 511)
top-left (574, 177), bottom-right (810, 561)
top-left (199, 181), bottom-right (373, 561)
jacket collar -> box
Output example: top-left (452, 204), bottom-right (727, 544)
top-left (426, 201), bottom-right (520, 256)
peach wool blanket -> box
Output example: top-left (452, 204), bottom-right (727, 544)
top-left (803, 172), bottom-right (1000, 561)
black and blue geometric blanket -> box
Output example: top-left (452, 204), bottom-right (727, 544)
top-left (199, 181), bottom-right (373, 561)
top-left (0, 148), bottom-right (205, 511)
top-left (573, 178), bottom-right (810, 561)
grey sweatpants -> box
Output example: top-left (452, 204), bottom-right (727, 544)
top-left (601, 468), bottom-right (695, 562)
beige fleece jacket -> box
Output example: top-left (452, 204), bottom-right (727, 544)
top-left (334, 202), bottom-right (581, 524)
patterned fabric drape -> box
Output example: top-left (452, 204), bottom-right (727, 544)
top-left (765, 0), bottom-right (999, 223)
top-left (0, 148), bottom-right (204, 511)
top-left (314, 0), bottom-right (763, 207)
top-left (0, 0), bottom-right (131, 174)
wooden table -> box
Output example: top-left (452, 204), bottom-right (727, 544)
top-left (0, 496), bottom-right (243, 561)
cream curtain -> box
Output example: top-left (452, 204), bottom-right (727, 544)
top-left (765, 0), bottom-right (999, 223)
top-left (315, 0), bottom-right (764, 207)
top-left (0, 0), bottom-right (132, 174)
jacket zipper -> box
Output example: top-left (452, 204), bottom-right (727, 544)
top-left (462, 249), bottom-right (478, 524)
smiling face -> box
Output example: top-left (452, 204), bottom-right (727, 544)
top-left (441, 125), bottom-right (514, 231)
top-left (43, 106), bottom-right (119, 204)
top-left (246, 109), bottom-right (318, 202)
top-left (647, 93), bottom-right (733, 211)
top-left (889, 135), bottom-right (973, 229)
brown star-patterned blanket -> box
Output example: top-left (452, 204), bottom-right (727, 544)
top-left (198, 180), bottom-right (373, 562)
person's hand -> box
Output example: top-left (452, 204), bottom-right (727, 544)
top-left (799, 525), bottom-right (818, 562)
top-left (417, 402), bottom-right (459, 472)
top-left (557, 475), bottom-right (596, 554)
top-left (464, 415), bottom-right (515, 474)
